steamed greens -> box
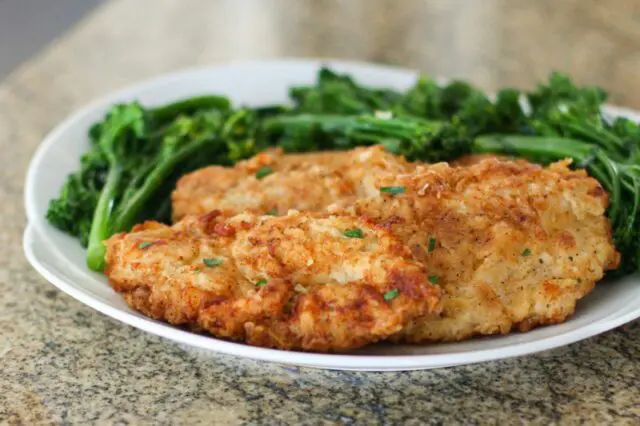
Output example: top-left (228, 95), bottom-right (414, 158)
top-left (47, 67), bottom-right (640, 274)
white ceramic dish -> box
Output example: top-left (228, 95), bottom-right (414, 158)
top-left (23, 59), bottom-right (640, 371)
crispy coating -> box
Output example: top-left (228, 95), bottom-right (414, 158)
top-left (104, 211), bottom-right (441, 351)
top-left (171, 146), bottom-right (415, 221)
top-left (109, 146), bottom-right (620, 350)
top-left (451, 153), bottom-right (509, 166)
top-left (330, 158), bottom-right (620, 342)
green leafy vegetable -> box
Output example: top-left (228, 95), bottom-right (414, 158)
top-left (47, 97), bottom-right (235, 271)
top-left (289, 67), bottom-right (403, 115)
top-left (256, 279), bottom-right (268, 287)
top-left (85, 103), bottom-right (148, 271)
top-left (263, 113), bottom-right (472, 162)
top-left (111, 110), bottom-right (227, 235)
top-left (45, 67), bottom-right (640, 276)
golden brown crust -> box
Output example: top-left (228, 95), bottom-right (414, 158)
top-left (105, 211), bottom-right (441, 352)
top-left (171, 146), bottom-right (416, 221)
top-left (451, 153), bottom-right (510, 166)
top-left (330, 158), bottom-right (619, 342)
top-left (109, 146), bottom-right (620, 350)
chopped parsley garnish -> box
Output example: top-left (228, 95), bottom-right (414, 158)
top-left (138, 242), bottom-right (152, 249)
top-left (428, 275), bottom-right (440, 284)
top-left (522, 248), bottom-right (532, 257)
top-left (427, 237), bottom-right (437, 252)
top-left (255, 166), bottom-right (273, 179)
top-left (383, 289), bottom-right (399, 301)
top-left (256, 279), bottom-right (268, 287)
top-left (343, 228), bottom-right (365, 239)
top-left (203, 258), bottom-right (223, 267)
top-left (380, 186), bottom-right (406, 195)
top-left (265, 208), bottom-right (278, 216)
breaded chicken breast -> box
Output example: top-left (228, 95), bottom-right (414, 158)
top-left (105, 210), bottom-right (441, 351)
top-left (330, 158), bottom-right (620, 342)
top-left (171, 146), bottom-right (416, 221)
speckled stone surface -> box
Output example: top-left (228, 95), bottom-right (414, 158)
top-left (1, 0), bottom-right (639, 424)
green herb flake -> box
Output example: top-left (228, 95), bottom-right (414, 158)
top-left (380, 186), bottom-right (406, 195)
top-left (383, 289), bottom-right (400, 301)
top-left (265, 208), bottom-right (279, 216)
top-left (522, 248), bottom-right (532, 257)
top-left (203, 258), bottom-right (223, 267)
top-left (427, 237), bottom-right (437, 253)
top-left (256, 279), bottom-right (268, 287)
top-left (138, 242), bottom-right (153, 249)
top-left (343, 228), bottom-right (365, 239)
top-left (255, 166), bottom-right (273, 179)
top-left (428, 275), bottom-right (440, 284)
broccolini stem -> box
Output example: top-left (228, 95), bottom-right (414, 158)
top-left (561, 120), bottom-right (627, 161)
top-left (474, 134), bottom-right (601, 179)
top-left (263, 114), bottom-right (353, 132)
top-left (86, 164), bottom-right (122, 272)
top-left (111, 136), bottom-right (214, 233)
top-left (594, 150), bottom-right (622, 225)
top-left (150, 96), bottom-right (230, 124)
top-left (474, 135), bottom-right (591, 158)
top-left (264, 114), bottom-right (443, 139)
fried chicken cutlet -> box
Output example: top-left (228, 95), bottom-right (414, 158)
top-left (104, 210), bottom-right (441, 351)
top-left (175, 145), bottom-right (619, 341)
top-left (331, 158), bottom-right (620, 342)
top-left (108, 145), bottom-right (619, 350)
top-left (172, 146), bottom-right (416, 221)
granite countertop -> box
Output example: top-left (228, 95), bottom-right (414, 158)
top-left (1, 0), bottom-right (639, 424)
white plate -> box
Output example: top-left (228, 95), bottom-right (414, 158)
top-left (23, 59), bottom-right (640, 371)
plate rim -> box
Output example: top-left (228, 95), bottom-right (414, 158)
top-left (22, 58), bottom-right (640, 371)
